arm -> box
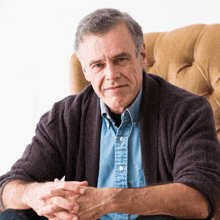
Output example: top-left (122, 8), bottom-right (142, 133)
top-left (0, 98), bottom-right (82, 218)
top-left (38, 183), bottom-right (209, 220)
top-left (2, 179), bottom-right (88, 219)
top-left (2, 180), bottom-right (35, 210)
top-left (112, 183), bottom-right (209, 218)
top-left (37, 97), bottom-right (216, 219)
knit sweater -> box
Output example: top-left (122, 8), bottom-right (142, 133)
top-left (1, 72), bottom-right (220, 219)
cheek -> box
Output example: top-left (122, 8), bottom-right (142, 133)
top-left (127, 68), bottom-right (143, 92)
top-left (126, 65), bottom-right (142, 83)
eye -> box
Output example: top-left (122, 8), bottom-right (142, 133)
top-left (118, 57), bottom-right (126, 62)
top-left (116, 57), bottom-right (128, 65)
top-left (93, 63), bottom-right (103, 68)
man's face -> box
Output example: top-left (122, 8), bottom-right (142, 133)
top-left (78, 23), bottom-right (147, 114)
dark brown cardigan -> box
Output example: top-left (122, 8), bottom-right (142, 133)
top-left (1, 72), bottom-right (220, 218)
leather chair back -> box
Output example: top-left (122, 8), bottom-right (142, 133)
top-left (69, 24), bottom-right (220, 141)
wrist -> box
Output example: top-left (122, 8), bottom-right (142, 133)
top-left (104, 188), bottom-right (127, 214)
top-left (109, 187), bottom-right (143, 215)
top-left (22, 181), bottom-right (40, 209)
top-left (2, 180), bottom-right (32, 210)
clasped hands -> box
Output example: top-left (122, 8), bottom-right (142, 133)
top-left (35, 179), bottom-right (111, 220)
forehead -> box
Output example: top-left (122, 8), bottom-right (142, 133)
top-left (78, 23), bottom-right (136, 63)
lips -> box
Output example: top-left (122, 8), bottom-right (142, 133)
top-left (105, 85), bottom-right (126, 90)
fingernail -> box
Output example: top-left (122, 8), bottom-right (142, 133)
top-left (80, 188), bottom-right (86, 194)
top-left (73, 205), bottom-right (79, 211)
top-left (72, 217), bottom-right (77, 220)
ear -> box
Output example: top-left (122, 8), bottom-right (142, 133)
top-left (140, 43), bottom-right (147, 69)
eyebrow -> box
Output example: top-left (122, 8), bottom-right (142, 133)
top-left (89, 52), bottom-right (131, 67)
top-left (113, 52), bottom-right (131, 59)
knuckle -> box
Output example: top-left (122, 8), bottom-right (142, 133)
top-left (65, 190), bottom-right (76, 198)
top-left (51, 196), bottom-right (59, 204)
top-left (62, 181), bottom-right (68, 188)
top-left (74, 185), bottom-right (80, 192)
top-left (48, 205), bottom-right (55, 213)
top-left (47, 189), bottom-right (56, 198)
top-left (50, 204), bottom-right (59, 213)
top-left (66, 200), bottom-right (77, 211)
top-left (66, 202), bottom-right (74, 210)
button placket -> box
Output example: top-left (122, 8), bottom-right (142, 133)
top-left (114, 115), bottom-right (133, 189)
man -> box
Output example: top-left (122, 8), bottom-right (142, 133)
top-left (0, 8), bottom-right (220, 220)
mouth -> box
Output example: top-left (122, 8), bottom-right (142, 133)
top-left (105, 85), bottom-right (127, 91)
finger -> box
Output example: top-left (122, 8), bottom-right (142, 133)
top-left (50, 196), bottom-right (79, 212)
top-left (54, 179), bottom-right (87, 192)
top-left (38, 181), bottom-right (88, 200)
top-left (37, 203), bottom-right (62, 217)
top-left (40, 188), bottom-right (82, 201)
top-left (41, 207), bottom-right (78, 220)
top-left (54, 178), bottom-right (60, 182)
top-left (48, 217), bottom-right (62, 220)
top-left (54, 210), bottom-right (78, 220)
top-left (55, 181), bottom-right (88, 194)
top-left (44, 215), bottom-right (57, 219)
top-left (54, 178), bottom-right (87, 187)
top-left (38, 188), bottom-right (65, 200)
top-left (79, 181), bottom-right (89, 186)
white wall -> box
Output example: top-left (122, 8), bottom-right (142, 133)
top-left (0, 0), bottom-right (220, 175)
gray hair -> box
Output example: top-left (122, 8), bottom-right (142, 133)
top-left (74, 8), bottom-right (144, 56)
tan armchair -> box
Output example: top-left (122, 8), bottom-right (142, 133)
top-left (69, 24), bottom-right (220, 218)
top-left (69, 23), bottom-right (220, 141)
top-left (1, 24), bottom-right (219, 216)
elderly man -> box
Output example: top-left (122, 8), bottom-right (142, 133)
top-left (0, 8), bottom-right (220, 220)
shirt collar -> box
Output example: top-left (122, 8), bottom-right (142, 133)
top-left (100, 86), bottom-right (142, 126)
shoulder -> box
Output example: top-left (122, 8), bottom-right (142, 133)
top-left (57, 84), bottom-right (96, 109)
top-left (49, 84), bottom-right (98, 116)
top-left (145, 73), bottom-right (211, 109)
top-left (38, 84), bottom-right (98, 130)
top-left (143, 73), bottom-right (214, 133)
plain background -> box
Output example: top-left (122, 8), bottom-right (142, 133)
top-left (0, 0), bottom-right (220, 175)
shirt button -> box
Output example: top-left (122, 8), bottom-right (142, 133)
top-left (133, 122), bottom-right (136, 126)
top-left (120, 137), bottom-right (124, 141)
top-left (119, 166), bottom-right (124, 171)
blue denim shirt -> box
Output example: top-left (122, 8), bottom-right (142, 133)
top-left (97, 87), bottom-right (146, 220)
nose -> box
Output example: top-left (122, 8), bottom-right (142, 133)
top-left (105, 63), bottom-right (120, 80)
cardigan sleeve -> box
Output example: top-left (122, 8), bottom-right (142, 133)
top-left (170, 95), bottom-right (220, 218)
top-left (0, 86), bottom-right (95, 211)
top-left (0, 100), bottom-right (69, 210)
